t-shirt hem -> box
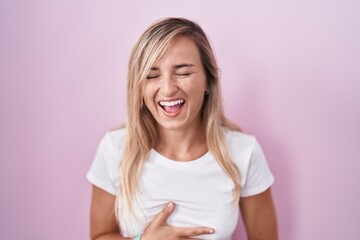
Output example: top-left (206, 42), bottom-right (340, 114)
top-left (87, 172), bottom-right (117, 196)
top-left (240, 177), bottom-right (275, 198)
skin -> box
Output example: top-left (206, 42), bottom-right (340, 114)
top-left (143, 36), bottom-right (208, 161)
top-left (240, 189), bottom-right (278, 240)
top-left (90, 186), bottom-right (278, 240)
top-left (90, 36), bottom-right (278, 239)
top-left (90, 186), bottom-right (213, 240)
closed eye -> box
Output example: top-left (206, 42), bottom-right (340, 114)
top-left (146, 75), bottom-right (160, 79)
top-left (176, 73), bottom-right (191, 77)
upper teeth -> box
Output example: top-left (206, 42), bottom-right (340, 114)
top-left (159, 99), bottom-right (184, 107)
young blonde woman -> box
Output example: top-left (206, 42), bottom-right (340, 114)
top-left (87, 18), bottom-right (278, 240)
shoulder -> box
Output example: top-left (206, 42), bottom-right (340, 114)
top-left (95, 127), bottom-right (128, 163)
top-left (222, 127), bottom-right (257, 154)
top-left (86, 128), bottom-right (128, 195)
top-left (222, 127), bottom-right (260, 171)
top-left (222, 128), bottom-right (275, 196)
top-left (104, 127), bottom-right (128, 152)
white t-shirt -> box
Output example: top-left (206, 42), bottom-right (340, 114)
top-left (87, 128), bottom-right (274, 240)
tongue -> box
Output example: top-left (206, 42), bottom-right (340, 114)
top-left (164, 104), bottom-right (182, 113)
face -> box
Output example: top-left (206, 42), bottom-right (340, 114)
top-left (143, 36), bottom-right (208, 132)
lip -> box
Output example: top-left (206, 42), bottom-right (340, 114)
top-left (158, 98), bottom-right (185, 117)
top-left (157, 97), bottom-right (185, 104)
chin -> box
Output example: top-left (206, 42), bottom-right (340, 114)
top-left (160, 123), bottom-right (185, 131)
top-left (157, 120), bottom-right (187, 131)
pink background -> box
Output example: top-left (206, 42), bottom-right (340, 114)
top-left (1, 0), bottom-right (359, 239)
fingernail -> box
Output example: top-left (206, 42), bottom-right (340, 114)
top-left (167, 202), bottom-right (175, 208)
top-left (209, 229), bottom-right (214, 234)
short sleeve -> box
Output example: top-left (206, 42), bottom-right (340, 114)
top-left (240, 139), bottom-right (275, 197)
top-left (86, 133), bottom-right (118, 195)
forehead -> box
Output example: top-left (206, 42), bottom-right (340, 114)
top-left (153, 36), bottom-right (201, 67)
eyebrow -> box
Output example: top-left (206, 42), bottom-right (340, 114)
top-left (150, 63), bottom-right (195, 71)
top-left (174, 63), bottom-right (195, 69)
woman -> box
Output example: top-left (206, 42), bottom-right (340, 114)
top-left (87, 17), bottom-right (278, 240)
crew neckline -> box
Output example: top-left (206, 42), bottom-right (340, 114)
top-left (148, 149), bottom-right (213, 170)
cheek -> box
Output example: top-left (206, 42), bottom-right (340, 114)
top-left (144, 83), bottom-right (156, 104)
top-left (194, 92), bottom-right (206, 106)
top-left (187, 86), bottom-right (206, 106)
top-left (186, 77), bottom-right (207, 98)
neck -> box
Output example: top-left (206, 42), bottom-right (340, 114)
top-left (155, 121), bottom-right (208, 161)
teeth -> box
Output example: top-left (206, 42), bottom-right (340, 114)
top-left (159, 99), bottom-right (184, 107)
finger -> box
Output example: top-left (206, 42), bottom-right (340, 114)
top-left (179, 238), bottom-right (203, 240)
top-left (179, 238), bottom-right (202, 240)
top-left (176, 227), bottom-right (214, 237)
top-left (151, 202), bottom-right (176, 227)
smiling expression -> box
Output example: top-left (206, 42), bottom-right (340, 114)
top-left (143, 36), bottom-right (208, 132)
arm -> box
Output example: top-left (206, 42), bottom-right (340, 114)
top-left (240, 188), bottom-right (278, 240)
top-left (90, 185), bottom-right (130, 240)
top-left (142, 202), bottom-right (214, 240)
top-left (90, 185), bottom-right (214, 240)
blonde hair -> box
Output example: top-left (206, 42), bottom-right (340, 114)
top-left (116, 17), bottom-right (241, 230)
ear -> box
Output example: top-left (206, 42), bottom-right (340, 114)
top-left (204, 80), bottom-right (210, 95)
top-left (205, 78), bottom-right (210, 93)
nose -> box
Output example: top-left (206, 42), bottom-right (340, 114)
top-left (160, 74), bottom-right (178, 97)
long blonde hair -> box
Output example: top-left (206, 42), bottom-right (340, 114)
top-left (116, 17), bottom-right (241, 228)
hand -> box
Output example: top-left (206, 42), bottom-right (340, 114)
top-left (141, 202), bottom-right (214, 240)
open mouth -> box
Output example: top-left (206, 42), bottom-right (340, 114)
top-left (158, 99), bottom-right (185, 114)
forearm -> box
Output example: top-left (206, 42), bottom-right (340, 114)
top-left (92, 233), bottom-right (131, 240)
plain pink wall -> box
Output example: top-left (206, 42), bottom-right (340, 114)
top-left (1, 0), bottom-right (359, 239)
